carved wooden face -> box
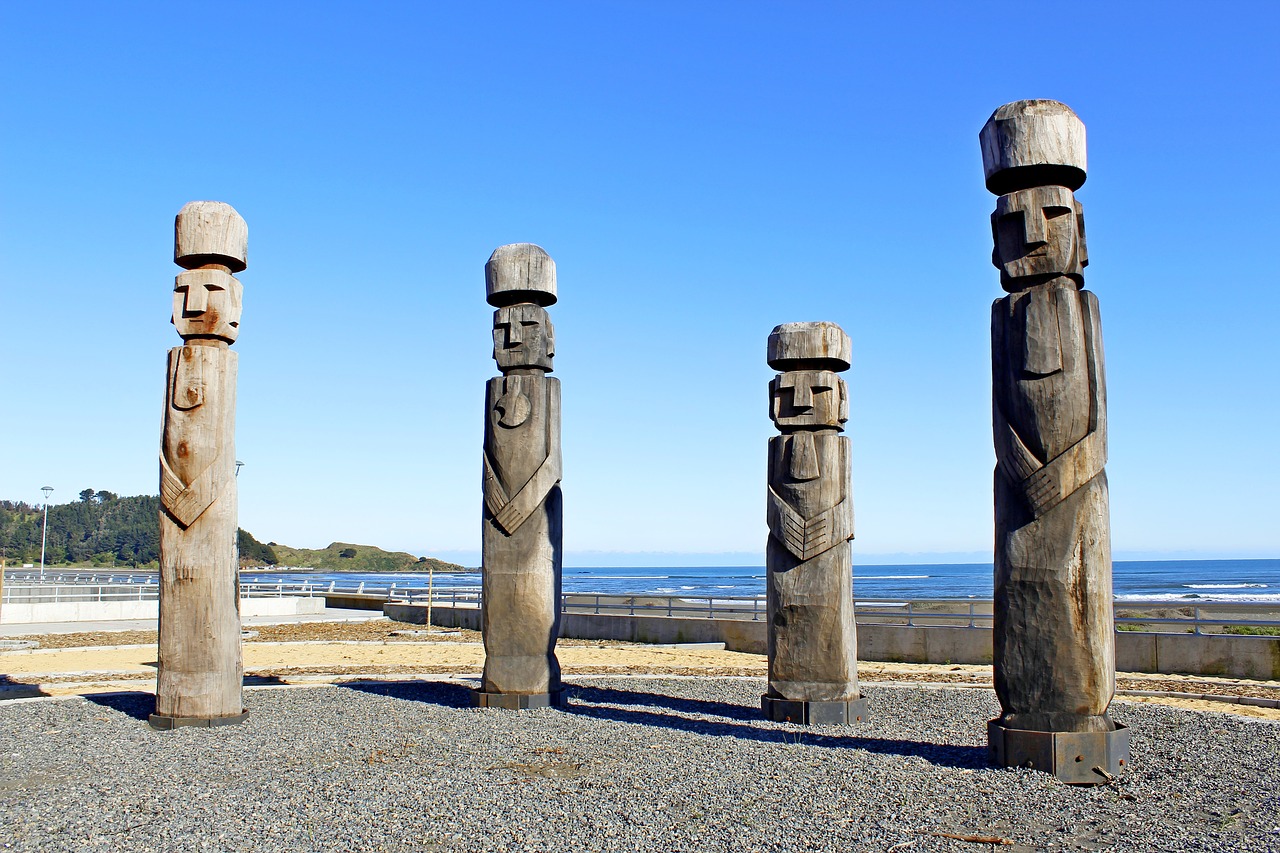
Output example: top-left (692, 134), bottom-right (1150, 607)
top-left (172, 269), bottom-right (242, 342)
top-left (770, 370), bottom-right (848, 429)
top-left (991, 185), bottom-right (1086, 290)
top-left (493, 304), bottom-right (554, 371)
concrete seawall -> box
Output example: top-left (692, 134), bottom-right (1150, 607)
top-left (384, 603), bottom-right (1280, 680)
top-left (0, 596), bottom-right (325, 625)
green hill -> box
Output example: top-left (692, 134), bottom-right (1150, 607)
top-left (0, 491), bottom-right (468, 573)
top-left (254, 542), bottom-right (468, 573)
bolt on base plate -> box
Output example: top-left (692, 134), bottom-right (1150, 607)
top-left (148, 710), bottom-right (249, 731)
top-left (472, 689), bottom-right (568, 710)
top-left (988, 719), bottom-right (1130, 785)
top-left (761, 695), bottom-right (869, 725)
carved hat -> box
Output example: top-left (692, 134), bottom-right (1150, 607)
top-left (767, 321), bottom-right (851, 372)
top-left (174, 201), bottom-right (248, 273)
top-left (980, 100), bottom-right (1087, 195)
top-left (486, 243), bottom-right (557, 307)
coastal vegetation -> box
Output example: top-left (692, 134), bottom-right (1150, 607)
top-left (262, 542), bottom-right (466, 573)
top-left (0, 492), bottom-right (466, 572)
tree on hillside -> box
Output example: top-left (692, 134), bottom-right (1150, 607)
top-left (237, 528), bottom-right (278, 566)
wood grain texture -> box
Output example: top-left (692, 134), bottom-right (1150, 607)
top-left (980, 100), bottom-right (1087, 195)
top-left (154, 202), bottom-right (246, 723)
top-left (485, 243), bottom-right (556, 307)
top-left (767, 321), bottom-right (851, 371)
top-left (480, 248), bottom-right (563, 698)
top-left (156, 343), bottom-right (242, 720)
top-left (174, 201), bottom-right (248, 273)
top-left (765, 323), bottom-right (860, 704)
top-left (992, 286), bottom-right (1114, 732)
top-left (984, 102), bottom-right (1116, 735)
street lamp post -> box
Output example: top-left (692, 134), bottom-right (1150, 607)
top-left (39, 486), bottom-right (53, 583)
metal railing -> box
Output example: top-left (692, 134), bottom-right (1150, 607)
top-left (1112, 604), bottom-right (1280, 636)
top-left (2, 571), bottom-right (160, 586)
top-left (1, 583), bottom-right (159, 604)
top-left (4, 581), bottom-right (333, 604)
top-left (3, 575), bottom-right (1278, 635)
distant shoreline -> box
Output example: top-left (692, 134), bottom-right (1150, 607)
top-left (241, 566), bottom-right (477, 574)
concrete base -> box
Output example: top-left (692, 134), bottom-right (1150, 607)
top-left (761, 695), bottom-right (869, 725)
top-left (471, 689), bottom-right (568, 711)
top-left (987, 719), bottom-right (1130, 785)
top-left (148, 710), bottom-right (249, 731)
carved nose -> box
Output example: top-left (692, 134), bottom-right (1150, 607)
top-left (1022, 210), bottom-right (1048, 247)
top-left (505, 324), bottom-right (523, 346)
top-left (790, 383), bottom-right (813, 411)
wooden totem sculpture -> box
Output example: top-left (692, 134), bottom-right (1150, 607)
top-left (475, 243), bottom-right (565, 710)
top-left (981, 101), bottom-right (1128, 782)
top-left (762, 322), bottom-right (867, 725)
top-left (152, 201), bottom-right (248, 729)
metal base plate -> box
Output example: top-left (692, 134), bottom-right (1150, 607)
top-left (471, 689), bottom-right (568, 710)
top-left (761, 695), bottom-right (869, 725)
top-left (148, 710), bottom-right (249, 731)
top-left (988, 719), bottom-right (1130, 785)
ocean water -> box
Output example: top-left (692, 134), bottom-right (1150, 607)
top-left (243, 558), bottom-right (1280, 603)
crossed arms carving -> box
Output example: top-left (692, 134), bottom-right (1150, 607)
top-left (483, 380), bottom-right (562, 535)
top-left (766, 435), bottom-right (853, 562)
top-left (767, 488), bottom-right (853, 561)
top-left (994, 289), bottom-right (1107, 518)
top-left (160, 453), bottom-right (222, 529)
top-left (159, 345), bottom-right (223, 529)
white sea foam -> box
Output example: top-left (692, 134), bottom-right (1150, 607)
top-left (1182, 583), bottom-right (1268, 589)
top-left (1116, 592), bottom-right (1280, 603)
top-left (571, 575), bottom-right (669, 579)
top-left (856, 575), bottom-right (930, 580)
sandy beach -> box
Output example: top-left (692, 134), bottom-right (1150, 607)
top-left (2, 619), bottom-right (1278, 720)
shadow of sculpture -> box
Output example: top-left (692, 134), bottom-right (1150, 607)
top-left (0, 674), bottom-right (50, 701)
top-left (568, 683), bottom-right (762, 721)
top-left (84, 691), bottom-right (154, 722)
top-left (565, 684), bottom-right (988, 770)
top-left (338, 678), bottom-right (474, 709)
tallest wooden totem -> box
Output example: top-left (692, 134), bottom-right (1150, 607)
top-left (475, 243), bottom-right (565, 710)
top-left (152, 201), bottom-right (248, 729)
top-left (981, 101), bottom-right (1128, 782)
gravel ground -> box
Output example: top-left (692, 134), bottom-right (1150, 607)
top-left (1, 677), bottom-right (1276, 852)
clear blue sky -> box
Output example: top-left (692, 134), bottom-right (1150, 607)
top-left (2, 2), bottom-right (1276, 566)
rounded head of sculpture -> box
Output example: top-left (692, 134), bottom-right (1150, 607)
top-left (767, 322), bottom-right (851, 372)
top-left (486, 243), bottom-right (557, 307)
top-left (174, 201), bottom-right (248, 272)
top-left (980, 99), bottom-right (1087, 195)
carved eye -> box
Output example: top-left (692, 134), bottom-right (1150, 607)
top-left (1044, 206), bottom-right (1072, 219)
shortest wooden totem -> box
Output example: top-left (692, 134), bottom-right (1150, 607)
top-left (762, 322), bottom-right (866, 725)
top-left (152, 201), bottom-right (248, 729)
top-left (475, 243), bottom-right (565, 710)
